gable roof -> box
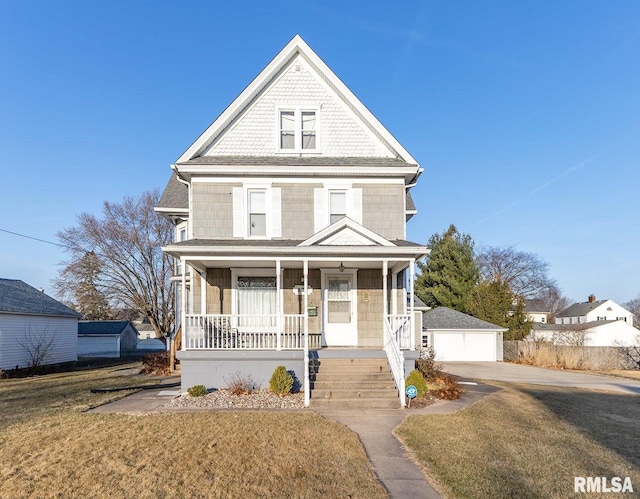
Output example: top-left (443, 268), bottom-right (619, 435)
top-left (78, 321), bottom-right (137, 336)
top-left (557, 299), bottom-right (610, 317)
top-left (422, 307), bottom-right (507, 331)
top-left (0, 278), bottom-right (80, 318)
top-left (523, 299), bottom-right (548, 313)
top-left (299, 218), bottom-right (395, 247)
top-left (176, 35), bottom-right (418, 166)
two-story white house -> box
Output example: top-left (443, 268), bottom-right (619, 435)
top-left (528, 295), bottom-right (638, 347)
top-left (156, 36), bottom-right (428, 407)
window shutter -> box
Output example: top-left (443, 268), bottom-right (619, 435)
top-left (271, 188), bottom-right (281, 237)
top-left (351, 188), bottom-right (363, 224)
top-left (314, 188), bottom-right (325, 233)
top-left (232, 187), bottom-right (244, 238)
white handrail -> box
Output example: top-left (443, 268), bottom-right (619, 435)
top-left (383, 316), bottom-right (406, 407)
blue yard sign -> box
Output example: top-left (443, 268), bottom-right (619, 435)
top-left (406, 385), bottom-right (418, 399)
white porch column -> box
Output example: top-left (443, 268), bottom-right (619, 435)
top-left (276, 259), bottom-right (281, 351)
top-left (382, 260), bottom-right (388, 319)
top-left (303, 259), bottom-right (310, 407)
top-left (200, 271), bottom-right (206, 315)
top-left (391, 270), bottom-right (398, 315)
top-left (409, 258), bottom-right (415, 350)
top-left (181, 259), bottom-right (186, 351)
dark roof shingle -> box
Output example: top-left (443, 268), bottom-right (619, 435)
top-left (422, 307), bottom-right (506, 331)
top-left (0, 279), bottom-right (80, 317)
top-left (78, 321), bottom-right (136, 335)
top-left (157, 173), bottom-right (188, 210)
top-left (180, 156), bottom-right (417, 168)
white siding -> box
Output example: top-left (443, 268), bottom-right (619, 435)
top-left (0, 313), bottom-right (77, 370)
top-left (205, 55), bottom-right (392, 158)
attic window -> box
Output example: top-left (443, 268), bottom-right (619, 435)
top-left (278, 109), bottom-right (318, 151)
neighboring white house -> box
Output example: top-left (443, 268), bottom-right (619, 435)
top-left (523, 299), bottom-right (550, 323)
top-left (78, 321), bottom-right (140, 358)
top-left (0, 278), bottom-right (79, 371)
top-left (527, 295), bottom-right (638, 347)
top-left (422, 307), bottom-right (506, 362)
top-left (555, 295), bottom-right (633, 326)
top-left (155, 35), bottom-right (428, 407)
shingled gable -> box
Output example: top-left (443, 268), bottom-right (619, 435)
top-left (298, 217), bottom-right (395, 247)
top-left (174, 34), bottom-right (418, 167)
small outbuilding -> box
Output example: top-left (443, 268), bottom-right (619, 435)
top-left (0, 278), bottom-right (79, 371)
top-left (78, 321), bottom-right (140, 358)
top-left (422, 307), bottom-right (506, 362)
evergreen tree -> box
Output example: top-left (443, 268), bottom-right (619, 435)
top-left (466, 279), bottom-right (532, 340)
top-left (415, 224), bottom-right (479, 312)
top-left (465, 279), bottom-right (511, 327)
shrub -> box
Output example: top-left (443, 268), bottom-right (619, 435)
top-left (405, 369), bottom-right (428, 398)
top-left (269, 366), bottom-right (294, 396)
top-left (224, 371), bottom-right (258, 395)
top-left (187, 385), bottom-right (208, 397)
top-left (416, 346), bottom-right (443, 381)
top-left (430, 375), bottom-right (463, 400)
top-left (141, 352), bottom-right (170, 375)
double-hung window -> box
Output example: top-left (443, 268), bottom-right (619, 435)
top-left (329, 190), bottom-right (347, 224)
top-left (278, 109), bottom-right (317, 151)
top-left (248, 189), bottom-right (266, 237)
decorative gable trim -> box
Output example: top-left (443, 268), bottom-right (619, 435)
top-left (175, 35), bottom-right (417, 165)
top-left (299, 218), bottom-right (395, 247)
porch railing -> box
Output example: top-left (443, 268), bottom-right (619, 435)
top-left (384, 314), bottom-right (411, 407)
top-left (184, 314), bottom-right (321, 350)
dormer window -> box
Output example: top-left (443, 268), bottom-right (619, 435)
top-left (278, 108), bottom-right (318, 151)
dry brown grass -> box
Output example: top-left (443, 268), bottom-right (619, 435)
top-left (591, 369), bottom-right (640, 381)
top-left (397, 383), bottom-right (640, 499)
top-left (0, 364), bottom-right (385, 499)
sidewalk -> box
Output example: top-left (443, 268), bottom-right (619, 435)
top-left (90, 376), bottom-right (498, 498)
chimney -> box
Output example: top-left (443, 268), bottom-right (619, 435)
top-left (588, 294), bottom-right (596, 303)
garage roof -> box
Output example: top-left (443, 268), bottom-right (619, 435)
top-left (422, 307), bottom-right (507, 331)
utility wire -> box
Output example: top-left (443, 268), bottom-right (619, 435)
top-left (0, 227), bottom-right (68, 249)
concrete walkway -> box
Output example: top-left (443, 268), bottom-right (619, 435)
top-left (443, 361), bottom-right (640, 394)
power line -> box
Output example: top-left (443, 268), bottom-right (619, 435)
top-left (0, 227), bottom-right (68, 249)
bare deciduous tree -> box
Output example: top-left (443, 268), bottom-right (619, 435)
top-left (56, 190), bottom-right (174, 338)
top-left (623, 297), bottom-right (640, 329)
top-left (535, 285), bottom-right (572, 322)
top-left (552, 324), bottom-right (591, 347)
top-left (18, 324), bottom-right (58, 374)
top-left (476, 245), bottom-right (557, 298)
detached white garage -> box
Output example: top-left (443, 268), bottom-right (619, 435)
top-left (422, 307), bottom-right (506, 362)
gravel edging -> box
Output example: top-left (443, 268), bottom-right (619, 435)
top-left (164, 389), bottom-right (304, 409)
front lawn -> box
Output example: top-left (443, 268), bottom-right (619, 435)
top-left (397, 383), bottom-right (640, 498)
top-left (0, 364), bottom-right (385, 498)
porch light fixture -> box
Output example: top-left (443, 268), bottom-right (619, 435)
top-left (338, 262), bottom-right (345, 272)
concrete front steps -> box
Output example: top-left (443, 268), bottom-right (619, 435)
top-left (310, 355), bottom-right (401, 409)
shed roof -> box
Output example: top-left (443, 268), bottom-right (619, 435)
top-left (0, 278), bottom-right (80, 318)
top-left (422, 307), bottom-right (506, 331)
top-left (157, 173), bottom-right (188, 211)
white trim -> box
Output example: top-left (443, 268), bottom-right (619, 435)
top-left (189, 177), bottom-right (405, 185)
top-left (175, 35), bottom-right (418, 165)
top-left (275, 106), bottom-right (321, 153)
top-left (299, 217), bottom-right (395, 247)
top-left (176, 164), bottom-right (419, 178)
top-left (320, 268), bottom-right (358, 347)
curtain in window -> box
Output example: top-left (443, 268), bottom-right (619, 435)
top-left (249, 190), bottom-right (266, 236)
top-left (330, 191), bottom-right (346, 224)
top-left (301, 111), bottom-right (316, 149)
top-left (280, 111), bottom-right (295, 149)
top-left (237, 277), bottom-right (277, 328)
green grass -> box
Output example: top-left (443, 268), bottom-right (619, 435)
top-left (0, 364), bottom-right (386, 499)
top-left (397, 383), bottom-right (640, 498)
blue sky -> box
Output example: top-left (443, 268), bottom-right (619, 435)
top-left (1, 1), bottom-right (638, 305)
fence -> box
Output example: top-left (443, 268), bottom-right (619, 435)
top-left (503, 340), bottom-right (635, 370)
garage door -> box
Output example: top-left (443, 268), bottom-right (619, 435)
top-left (433, 332), bottom-right (497, 361)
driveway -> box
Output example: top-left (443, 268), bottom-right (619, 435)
top-left (443, 362), bottom-right (640, 395)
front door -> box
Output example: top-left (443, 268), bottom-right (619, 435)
top-left (323, 273), bottom-right (356, 346)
